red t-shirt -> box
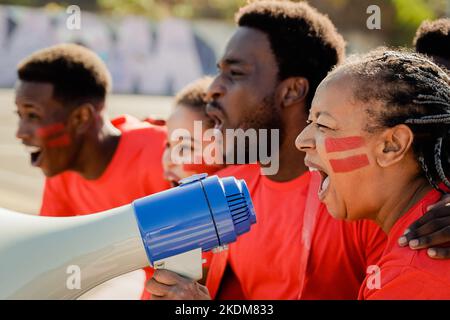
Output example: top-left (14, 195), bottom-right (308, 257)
top-left (39, 115), bottom-right (169, 300)
top-left (40, 115), bottom-right (169, 216)
top-left (360, 189), bottom-right (450, 300)
top-left (206, 165), bottom-right (387, 300)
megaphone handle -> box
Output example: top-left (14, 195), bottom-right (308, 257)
top-left (152, 248), bottom-right (203, 281)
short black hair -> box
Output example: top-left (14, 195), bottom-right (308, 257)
top-left (331, 48), bottom-right (450, 193)
top-left (174, 77), bottom-right (214, 126)
top-left (236, 0), bottom-right (346, 108)
top-left (414, 18), bottom-right (450, 62)
top-left (17, 43), bottom-right (112, 108)
top-left (174, 77), bottom-right (212, 110)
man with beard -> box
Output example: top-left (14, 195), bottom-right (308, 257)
top-left (145, 1), bottom-right (450, 300)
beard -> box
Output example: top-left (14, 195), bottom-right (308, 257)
top-left (224, 92), bottom-right (285, 165)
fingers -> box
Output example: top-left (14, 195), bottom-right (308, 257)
top-left (403, 205), bottom-right (450, 237)
top-left (399, 226), bottom-right (450, 249)
top-left (426, 194), bottom-right (450, 211)
top-left (399, 200), bottom-right (450, 249)
top-left (146, 277), bottom-right (172, 297)
top-left (152, 269), bottom-right (185, 286)
top-left (399, 220), bottom-right (450, 249)
top-left (427, 247), bottom-right (450, 260)
top-left (145, 269), bottom-right (212, 300)
top-left (198, 284), bottom-right (210, 295)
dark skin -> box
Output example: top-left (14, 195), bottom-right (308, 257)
top-left (146, 27), bottom-right (309, 300)
top-left (205, 27), bottom-right (309, 182)
top-left (146, 26), bottom-right (450, 299)
top-left (15, 81), bottom-right (120, 180)
top-left (398, 195), bottom-right (450, 259)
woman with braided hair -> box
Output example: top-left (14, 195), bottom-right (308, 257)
top-left (296, 48), bottom-right (450, 299)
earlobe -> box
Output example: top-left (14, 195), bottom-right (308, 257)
top-left (376, 125), bottom-right (414, 167)
top-left (280, 77), bottom-right (309, 108)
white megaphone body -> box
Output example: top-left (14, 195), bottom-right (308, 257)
top-left (0, 174), bottom-right (256, 299)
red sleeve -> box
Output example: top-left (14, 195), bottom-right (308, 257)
top-left (364, 266), bottom-right (450, 300)
top-left (39, 177), bottom-right (73, 217)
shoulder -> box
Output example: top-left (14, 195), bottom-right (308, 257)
top-left (44, 171), bottom-right (79, 189)
top-left (216, 164), bottom-right (260, 180)
top-left (119, 124), bottom-right (167, 155)
top-left (363, 262), bottom-right (450, 299)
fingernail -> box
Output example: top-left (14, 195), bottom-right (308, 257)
top-left (398, 236), bottom-right (408, 246)
top-left (409, 239), bottom-right (419, 248)
top-left (428, 248), bottom-right (437, 257)
top-left (403, 228), bottom-right (410, 235)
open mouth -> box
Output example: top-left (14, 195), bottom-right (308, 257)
top-left (305, 160), bottom-right (330, 201)
top-left (24, 145), bottom-right (43, 167)
top-left (164, 171), bottom-right (181, 188)
top-left (206, 103), bottom-right (224, 130)
top-left (211, 115), bottom-right (223, 131)
top-left (317, 170), bottom-right (330, 201)
top-left (169, 180), bottom-right (180, 188)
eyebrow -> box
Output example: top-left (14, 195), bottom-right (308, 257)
top-left (217, 57), bottom-right (248, 69)
top-left (314, 111), bottom-right (335, 119)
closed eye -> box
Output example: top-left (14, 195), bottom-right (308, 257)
top-left (306, 119), bottom-right (331, 130)
top-left (315, 123), bottom-right (329, 129)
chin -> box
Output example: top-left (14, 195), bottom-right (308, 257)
top-left (42, 166), bottom-right (65, 178)
top-left (323, 201), bottom-right (347, 220)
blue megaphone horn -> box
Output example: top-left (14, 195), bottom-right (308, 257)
top-left (0, 174), bottom-right (256, 299)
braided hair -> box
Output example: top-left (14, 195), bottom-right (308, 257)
top-left (329, 49), bottom-right (450, 193)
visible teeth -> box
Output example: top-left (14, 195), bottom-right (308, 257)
top-left (25, 146), bottom-right (41, 154)
top-left (321, 176), bottom-right (330, 191)
top-left (309, 167), bottom-right (318, 172)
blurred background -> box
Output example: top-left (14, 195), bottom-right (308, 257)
top-left (0, 0), bottom-right (449, 215)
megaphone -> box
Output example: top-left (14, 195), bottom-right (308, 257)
top-left (0, 174), bottom-right (256, 299)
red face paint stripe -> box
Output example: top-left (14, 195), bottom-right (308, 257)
top-left (46, 134), bottom-right (71, 148)
top-left (325, 136), bottom-right (365, 153)
top-left (37, 123), bottom-right (65, 138)
top-left (330, 154), bottom-right (369, 173)
top-left (182, 164), bottom-right (222, 175)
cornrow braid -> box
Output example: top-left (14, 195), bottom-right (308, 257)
top-left (329, 48), bottom-right (450, 193)
top-left (434, 137), bottom-right (450, 190)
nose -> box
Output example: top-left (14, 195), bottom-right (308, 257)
top-left (295, 124), bottom-right (316, 153)
top-left (205, 76), bottom-right (225, 102)
top-left (16, 119), bottom-right (32, 141)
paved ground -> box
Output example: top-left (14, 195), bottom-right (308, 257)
top-left (0, 89), bottom-right (172, 215)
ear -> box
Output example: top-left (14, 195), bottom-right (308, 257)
top-left (67, 103), bottom-right (96, 135)
top-left (277, 77), bottom-right (309, 108)
top-left (375, 124), bottom-right (414, 167)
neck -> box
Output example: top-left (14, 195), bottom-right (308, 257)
top-left (375, 175), bottom-right (432, 233)
top-left (74, 114), bottom-right (121, 180)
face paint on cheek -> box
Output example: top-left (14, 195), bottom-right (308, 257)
top-left (37, 122), bottom-right (71, 148)
top-left (329, 154), bottom-right (369, 173)
top-left (182, 163), bottom-right (222, 175)
top-left (46, 133), bottom-right (71, 148)
top-left (36, 123), bottom-right (65, 138)
top-left (325, 136), bottom-right (365, 153)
